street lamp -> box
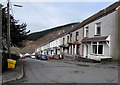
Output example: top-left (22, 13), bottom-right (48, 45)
top-left (7, 0), bottom-right (22, 59)
top-left (13, 4), bottom-right (22, 7)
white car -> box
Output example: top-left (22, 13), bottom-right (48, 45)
top-left (30, 53), bottom-right (36, 59)
top-left (31, 55), bottom-right (36, 59)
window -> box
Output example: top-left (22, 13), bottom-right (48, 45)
top-left (93, 45), bottom-right (97, 54)
top-left (70, 33), bottom-right (72, 42)
top-left (67, 36), bottom-right (69, 43)
top-left (76, 32), bottom-right (79, 41)
top-left (72, 25), bottom-right (74, 28)
top-left (92, 42), bottom-right (97, 54)
top-left (85, 27), bottom-right (89, 37)
top-left (95, 23), bottom-right (101, 36)
top-left (63, 38), bottom-right (65, 44)
top-left (98, 45), bottom-right (103, 54)
top-left (92, 42), bottom-right (103, 55)
top-left (76, 45), bottom-right (80, 55)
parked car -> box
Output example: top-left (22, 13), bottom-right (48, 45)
top-left (24, 53), bottom-right (31, 58)
top-left (30, 53), bottom-right (36, 59)
top-left (21, 56), bottom-right (27, 59)
top-left (30, 55), bottom-right (35, 59)
top-left (35, 54), bottom-right (42, 59)
top-left (40, 55), bottom-right (48, 60)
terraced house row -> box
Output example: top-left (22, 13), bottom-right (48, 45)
top-left (36, 1), bottom-right (120, 61)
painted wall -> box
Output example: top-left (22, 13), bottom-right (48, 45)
top-left (72, 28), bottom-right (83, 56)
top-left (83, 11), bottom-right (117, 60)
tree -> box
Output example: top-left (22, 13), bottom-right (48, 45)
top-left (2, 7), bottom-right (30, 48)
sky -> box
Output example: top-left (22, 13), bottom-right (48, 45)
top-left (0, 0), bottom-right (117, 33)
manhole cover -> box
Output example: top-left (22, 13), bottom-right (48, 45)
top-left (74, 71), bottom-right (84, 74)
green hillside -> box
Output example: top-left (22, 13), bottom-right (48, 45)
top-left (27, 22), bottom-right (78, 41)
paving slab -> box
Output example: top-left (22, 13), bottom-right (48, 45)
top-left (2, 60), bottom-right (24, 84)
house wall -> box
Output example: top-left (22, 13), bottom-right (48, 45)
top-left (72, 28), bottom-right (84, 56)
top-left (47, 38), bottom-right (61, 56)
top-left (83, 44), bottom-right (87, 58)
top-left (83, 11), bottom-right (117, 60)
top-left (105, 44), bottom-right (109, 56)
top-left (79, 28), bottom-right (84, 56)
top-left (84, 11), bottom-right (116, 37)
top-left (59, 37), bottom-right (63, 45)
top-left (60, 35), bottom-right (68, 54)
top-left (0, 5), bottom-right (2, 53)
top-left (64, 35), bottom-right (68, 45)
top-left (117, 6), bottom-right (120, 61)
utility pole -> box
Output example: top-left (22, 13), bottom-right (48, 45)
top-left (7, 0), bottom-right (11, 59)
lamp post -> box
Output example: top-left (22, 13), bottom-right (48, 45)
top-left (13, 4), bottom-right (22, 7)
top-left (7, 0), bottom-right (22, 59)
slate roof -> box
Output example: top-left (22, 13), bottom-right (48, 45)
top-left (80, 1), bottom-right (120, 27)
top-left (81, 36), bottom-right (108, 42)
top-left (63, 1), bottom-right (120, 35)
top-left (72, 41), bottom-right (81, 45)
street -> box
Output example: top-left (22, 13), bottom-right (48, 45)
top-left (9, 58), bottom-right (118, 83)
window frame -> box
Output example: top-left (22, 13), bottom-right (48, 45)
top-left (70, 33), bottom-right (72, 42)
top-left (67, 36), bottom-right (69, 43)
top-left (95, 22), bottom-right (101, 36)
top-left (84, 26), bottom-right (89, 37)
top-left (76, 31), bottom-right (79, 41)
top-left (92, 42), bottom-right (104, 55)
top-left (63, 38), bottom-right (65, 45)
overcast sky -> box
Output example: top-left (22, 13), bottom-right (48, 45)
top-left (0, 0), bottom-right (116, 33)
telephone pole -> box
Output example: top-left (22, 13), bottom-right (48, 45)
top-left (7, 0), bottom-right (11, 59)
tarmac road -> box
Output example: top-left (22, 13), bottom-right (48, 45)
top-left (8, 58), bottom-right (118, 83)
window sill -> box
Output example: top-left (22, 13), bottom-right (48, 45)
top-left (90, 54), bottom-right (104, 56)
top-left (94, 34), bottom-right (101, 36)
top-left (84, 37), bottom-right (88, 38)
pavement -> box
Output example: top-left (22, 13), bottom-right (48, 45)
top-left (50, 59), bottom-right (101, 66)
top-left (2, 59), bottom-right (24, 84)
top-left (8, 58), bottom-right (118, 83)
top-left (0, 58), bottom-right (118, 84)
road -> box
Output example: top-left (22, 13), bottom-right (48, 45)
top-left (9, 58), bottom-right (118, 83)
